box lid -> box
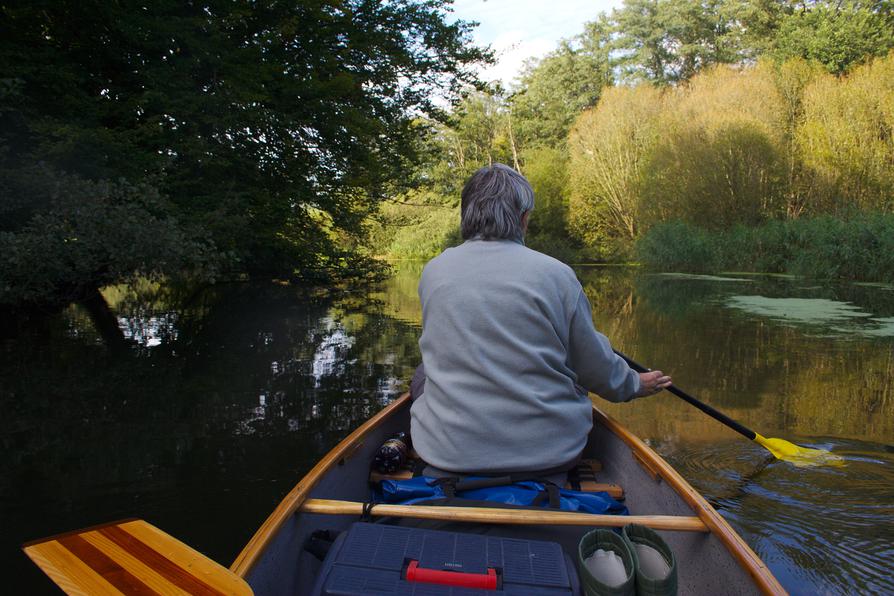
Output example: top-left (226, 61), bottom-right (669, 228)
top-left (320, 522), bottom-right (575, 595)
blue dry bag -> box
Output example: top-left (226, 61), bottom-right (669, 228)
top-left (375, 476), bottom-right (628, 516)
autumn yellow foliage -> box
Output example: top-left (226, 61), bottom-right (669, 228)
top-left (568, 54), bottom-right (894, 258)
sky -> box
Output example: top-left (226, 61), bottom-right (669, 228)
top-left (450, 0), bottom-right (625, 87)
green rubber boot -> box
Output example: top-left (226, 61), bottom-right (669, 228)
top-left (578, 529), bottom-right (636, 596)
top-left (622, 524), bottom-right (678, 596)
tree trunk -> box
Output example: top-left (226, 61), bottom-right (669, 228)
top-left (80, 288), bottom-right (128, 352)
top-left (508, 107), bottom-right (522, 174)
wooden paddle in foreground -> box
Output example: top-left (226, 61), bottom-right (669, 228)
top-left (23, 519), bottom-right (252, 596)
top-left (300, 498), bottom-right (709, 532)
top-left (615, 350), bottom-right (844, 467)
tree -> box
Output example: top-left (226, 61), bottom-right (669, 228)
top-left (642, 64), bottom-right (788, 228)
top-left (0, 171), bottom-right (217, 305)
top-left (0, 0), bottom-right (487, 305)
top-left (511, 18), bottom-right (613, 148)
top-left (798, 53), bottom-right (894, 212)
top-left (366, 89), bottom-right (514, 260)
top-left (769, 58), bottom-right (829, 217)
top-left (452, 91), bottom-right (511, 169)
top-left (568, 85), bottom-right (664, 257)
top-left (605, 0), bottom-right (894, 83)
top-left (769, 1), bottom-right (894, 74)
top-left (522, 146), bottom-right (580, 261)
top-left (611, 0), bottom-right (748, 84)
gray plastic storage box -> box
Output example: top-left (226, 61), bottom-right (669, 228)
top-left (310, 522), bottom-right (581, 595)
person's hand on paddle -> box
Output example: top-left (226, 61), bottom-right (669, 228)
top-left (636, 370), bottom-right (672, 397)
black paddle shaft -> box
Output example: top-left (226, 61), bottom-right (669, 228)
top-left (614, 350), bottom-right (758, 441)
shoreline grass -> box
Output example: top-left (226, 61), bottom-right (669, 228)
top-left (637, 214), bottom-right (894, 282)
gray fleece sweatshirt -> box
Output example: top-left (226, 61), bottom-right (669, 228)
top-left (410, 239), bottom-right (641, 474)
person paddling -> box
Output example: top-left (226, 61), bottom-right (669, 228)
top-left (409, 164), bottom-right (671, 484)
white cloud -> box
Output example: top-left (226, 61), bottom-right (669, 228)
top-left (450, 0), bottom-right (625, 86)
top-left (479, 31), bottom-right (555, 87)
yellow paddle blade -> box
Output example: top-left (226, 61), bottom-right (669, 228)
top-left (754, 433), bottom-right (844, 467)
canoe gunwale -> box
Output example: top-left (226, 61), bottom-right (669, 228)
top-left (230, 393), bottom-right (785, 595)
top-left (592, 406), bottom-right (786, 595)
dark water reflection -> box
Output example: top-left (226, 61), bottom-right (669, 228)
top-left (0, 282), bottom-right (421, 594)
top-left (2, 266), bottom-right (892, 594)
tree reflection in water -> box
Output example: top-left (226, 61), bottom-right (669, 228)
top-left (0, 281), bottom-right (420, 594)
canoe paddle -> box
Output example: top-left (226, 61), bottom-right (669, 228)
top-left (614, 350), bottom-right (843, 467)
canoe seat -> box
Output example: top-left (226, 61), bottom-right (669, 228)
top-left (23, 518), bottom-right (253, 595)
top-left (369, 457), bottom-right (624, 499)
top-left (567, 459), bottom-right (624, 499)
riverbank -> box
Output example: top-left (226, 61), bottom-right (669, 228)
top-left (637, 214), bottom-right (894, 282)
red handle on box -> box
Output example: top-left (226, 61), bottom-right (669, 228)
top-left (406, 560), bottom-right (497, 589)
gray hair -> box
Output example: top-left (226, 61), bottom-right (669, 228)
top-left (460, 164), bottom-right (535, 241)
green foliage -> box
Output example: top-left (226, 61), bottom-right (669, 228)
top-left (0, 0), bottom-right (486, 305)
top-left (635, 221), bottom-right (719, 272)
top-left (715, 221), bottom-right (798, 272)
top-left (523, 147), bottom-right (570, 239)
top-left (370, 17), bottom-right (620, 264)
top-left (771, 1), bottom-right (894, 74)
top-left (0, 171), bottom-right (217, 305)
top-left (369, 193), bottom-right (460, 260)
top-left (363, 95), bottom-right (501, 260)
top-left (638, 214), bottom-right (894, 280)
top-left (8, 0), bottom-right (891, 294)
top-left (451, 91), bottom-right (515, 169)
top-left (606, 0), bottom-right (894, 84)
top-left (372, 90), bottom-right (585, 262)
top-left (375, 0), bottom-right (894, 273)
top-left (783, 215), bottom-right (894, 279)
top-left (611, 0), bottom-right (752, 84)
top-left (767, 58), bottom-right (830, 217)
top-left (511, 21), bottom-right (613, 148)
top-left (522, 147), bottom-right (584, 262)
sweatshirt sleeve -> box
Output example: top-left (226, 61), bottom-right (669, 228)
top-left (568, 289), bottom-right (642, 402)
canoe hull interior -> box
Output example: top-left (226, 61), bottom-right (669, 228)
top-left (237, 395), bottom-right (779, 596)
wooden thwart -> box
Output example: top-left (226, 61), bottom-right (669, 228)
top-left (23, 519), bottom-right (253, 596)
top-left (300, 498), bottom-right (708, 532)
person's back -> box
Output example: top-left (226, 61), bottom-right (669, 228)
top-left (409, 164), bottom-right (670, 477)
top-left (412, 239), bottom-right (597, 473)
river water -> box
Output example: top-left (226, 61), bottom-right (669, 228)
top-left (1, 265), bottom-right (892, 594)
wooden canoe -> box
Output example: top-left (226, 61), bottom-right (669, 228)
top-left (231, 393), bottom-right (786, 595)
